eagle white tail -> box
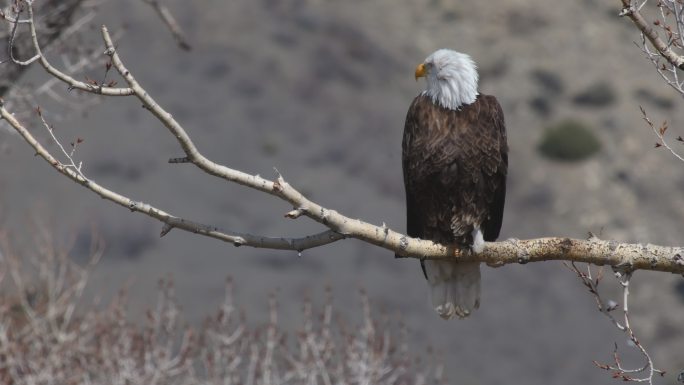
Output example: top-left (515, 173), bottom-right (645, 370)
top-left (424, 260), bottom-right (481, 319)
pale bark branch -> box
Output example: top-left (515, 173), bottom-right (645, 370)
top-left (0, 102), bottom-right (344, 252)
top-left (3, 97), bottom-right (684, 274)
top-left (3, 6), bottom-right (684, 276)
top-left (16, 3), bottom-right (134, 96)
top-left (620, 0), bottom-right (684, 70)
top-left (567, 264), bottom-right (664, 384)
top-left (619, 0), bottom-right (684, 168)
top-left (0, 0), bottom-right (85, 97)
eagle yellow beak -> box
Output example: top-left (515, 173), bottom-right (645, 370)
top-left (415, 63), bottom-right (427, 81)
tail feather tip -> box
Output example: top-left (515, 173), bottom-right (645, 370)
top-left (435, 303), bottom-right (473, 320)
top-left (425, 260), bottom-right (481, 320)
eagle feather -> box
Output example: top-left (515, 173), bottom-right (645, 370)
top-left (402, 49), bottom-right (508, 319)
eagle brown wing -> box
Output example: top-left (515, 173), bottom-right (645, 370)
top-left (401, 93), bottom-right (507, 257)
top-left (480, 96), bottom-right (508, 241)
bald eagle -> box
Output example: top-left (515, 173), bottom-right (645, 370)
top-left (401, 49), bottom-right (507, 319)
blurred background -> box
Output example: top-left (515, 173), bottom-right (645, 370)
top-left (1, 0), bottom-right (684, 383)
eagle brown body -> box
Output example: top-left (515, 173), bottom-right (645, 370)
top-left (402, 92), bottom-right (508, 318)
top-left (403, 93), bottom-right (507, 247)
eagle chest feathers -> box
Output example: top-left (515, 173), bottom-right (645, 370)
top-left (402, 93), bottom-right (507, 247)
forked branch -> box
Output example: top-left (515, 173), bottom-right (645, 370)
top-left (2, 4), bottom-right (684, 274)
top-left (565, 263), bottom-right (664, 384)
top-left (620, 0), bottom-right (684, 70)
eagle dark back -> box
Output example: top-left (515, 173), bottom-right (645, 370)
top-left (402, 93), bottom-right (508, 247)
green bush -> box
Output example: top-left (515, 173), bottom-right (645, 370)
top-left (537, 119), bottom-right (601, 162)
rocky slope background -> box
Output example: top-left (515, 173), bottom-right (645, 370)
top-left (2, 0), bottom-right (684, 384)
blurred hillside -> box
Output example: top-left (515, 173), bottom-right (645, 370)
top-left (1, 0), bottom-right (684, 384)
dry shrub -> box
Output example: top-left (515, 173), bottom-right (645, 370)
top-left (0, 224), bottom-right (443, 385)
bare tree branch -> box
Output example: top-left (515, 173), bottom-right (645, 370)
top-left (2, 2), bottom-right (682, 384)
top-left (0, 0), bottom-right (86, 97)
top-left (566, 263), bottom-right (665, 384)
top-left (1, 7), bottom-right (684, 275)
top-left (140, 0), bottom-right (191, 50)
top-left (620, 0), bottom-right (684, 166)
top-left (620, 0), bottom-right (684, 70)
top-left (640, 105), bottom-right (684, 161)
top-left (1, 102), bottom-right (344, 252)
top-left (4, 99), bottom-right (684, 272)
top-left (18, 4), bottom-right (133, 96)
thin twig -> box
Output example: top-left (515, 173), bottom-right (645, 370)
top-left (566, 263), bottom-right (664, 384)
top-left (3, 4), bottom-right (684, 274)
top-left (620, 0), bottom-right (684, 69)
top-left (640, 105), bottom-right (684, 162)
top-left (140, 0), bottom-right (191, 50)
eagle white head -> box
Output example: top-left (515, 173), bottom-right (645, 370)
top-left (415, 49), bottom-right (479, 110)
